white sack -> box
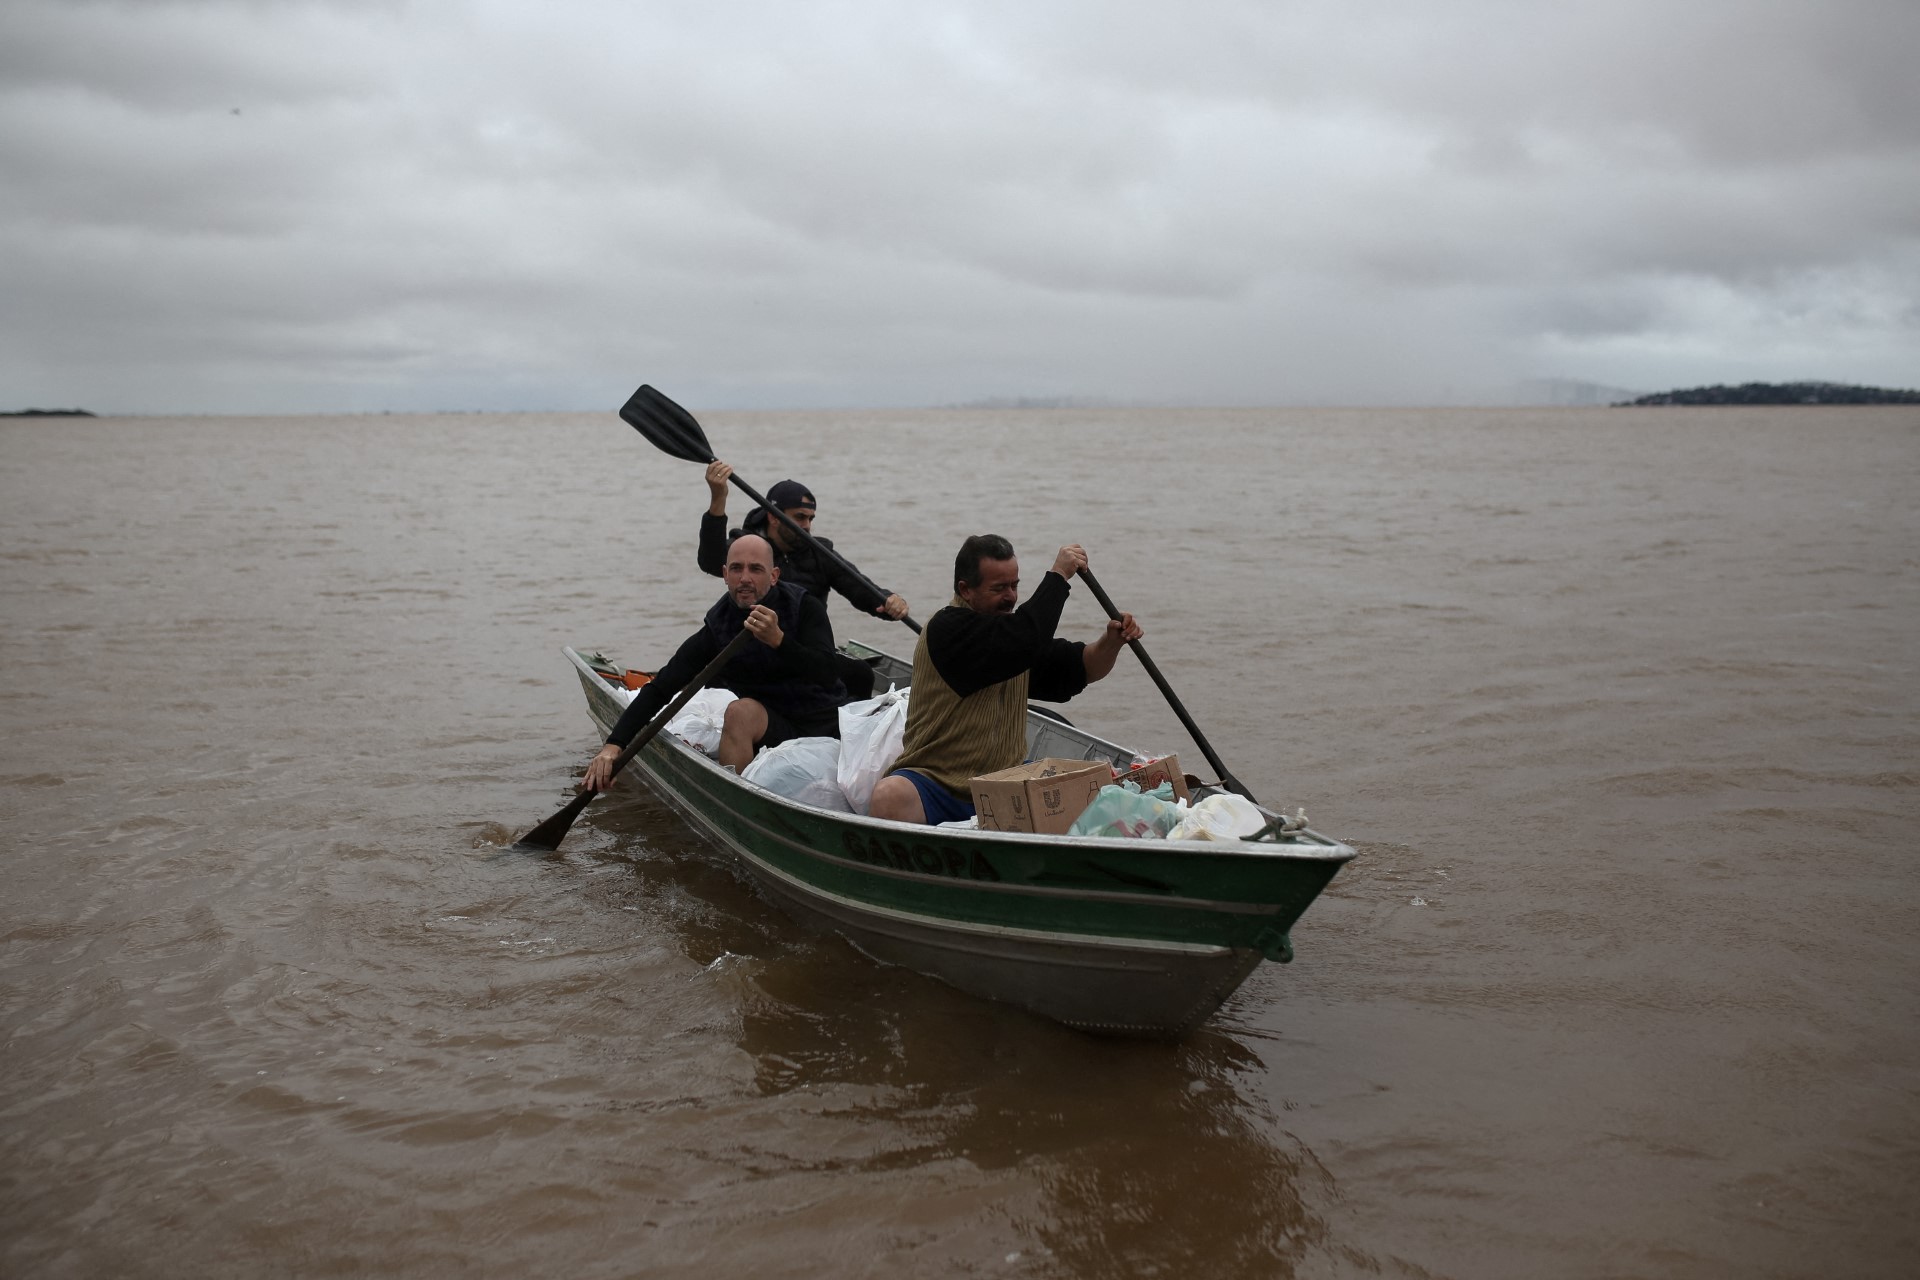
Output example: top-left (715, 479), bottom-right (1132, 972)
top-left (1166, 792), bottom-right (1267, 842)
top-left (741, 736), bottom-right (852, 811)
top-left (664, 687), bottom-right (738, 755)
top-left (837, 685), bottom-right (909, 814)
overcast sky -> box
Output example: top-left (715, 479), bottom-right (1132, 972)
top-left (2, 0), bottom-right (1916, 413)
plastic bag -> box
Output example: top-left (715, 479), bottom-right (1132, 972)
top-left (664, 687), bottom-right (737, 754)
top-left (1166, 792), bottom-right (1267, 842)
top-left (837, 685), bottom-right (909, 814)
top-left (741, 736), bottom-right (852, 811)
top-left (1067, 781), bottom-right (1184, 839)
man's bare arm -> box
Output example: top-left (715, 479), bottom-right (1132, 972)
top-left (1081, 613), bottom-right (1142, 683)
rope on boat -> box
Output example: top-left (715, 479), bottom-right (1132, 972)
top-left (1249, 806), bottom-right (1310, 842)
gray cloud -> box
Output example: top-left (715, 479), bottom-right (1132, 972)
top-left (2, 0), bottom-right (1915, 412)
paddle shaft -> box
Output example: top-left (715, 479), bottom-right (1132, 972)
top-left (723, 473), bottom-right (922, 635)
top-left (1076, 568), bottom-right (1257, 803)
top-left (516, 629), bottom-right (755, 850)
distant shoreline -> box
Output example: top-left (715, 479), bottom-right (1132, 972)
top-left (1617, 382), bottom-right (1919, 406)
top-left (7, 392), bottom-right (1917, 417)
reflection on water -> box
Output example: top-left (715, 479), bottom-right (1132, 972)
top-left (593, 788), bottom-right (1346, 1278)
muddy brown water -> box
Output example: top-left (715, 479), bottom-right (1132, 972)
top-left (3, 406), bottom-right (1915, 1278)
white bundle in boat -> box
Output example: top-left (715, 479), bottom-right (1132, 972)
top-left (663, 688), bottom-right (737, 754)
top-left (837, 685), bottom-right (909, 814)
top-left (1166, 793), bottom-right (1267, 841)
top-left (741, 736), bottom-right (852, 811)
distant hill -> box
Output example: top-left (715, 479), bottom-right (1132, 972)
top-left (1618, 382), bottom-right (1920, 406)
top-left (1, 408), bottom-right (96, 417)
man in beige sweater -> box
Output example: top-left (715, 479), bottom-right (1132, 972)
top-left (868, 534), bottom-right (1141, 825)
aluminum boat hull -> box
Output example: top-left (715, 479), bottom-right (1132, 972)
top-left (565, 642), bottom-right (1353, 1038)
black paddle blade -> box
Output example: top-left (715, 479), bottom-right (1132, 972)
top-left (619, 385), bottom-right (714, 465)
top-left (514, 787), bottom-right (596, 852)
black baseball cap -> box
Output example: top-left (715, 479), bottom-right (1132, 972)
top-left (766, 479), bottom-right (816, 511)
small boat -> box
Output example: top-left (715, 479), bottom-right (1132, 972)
top-left (563, 639), bottom-right (1356, 1038)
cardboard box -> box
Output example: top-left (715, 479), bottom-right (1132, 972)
top-left (971, 759), bottom-right (1108, 835)
top-left (1115, 754), bottom-right (1190, 802)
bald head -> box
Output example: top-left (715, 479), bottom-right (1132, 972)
top-left (728, 531), bottom-right (773, 562)
top-left (723, 532), bottom-right (779, 608)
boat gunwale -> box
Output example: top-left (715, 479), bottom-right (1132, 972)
top-left (634, 739), bottom-right (1335, 918)
top-left (562, 644), bottom-right (1358, 877)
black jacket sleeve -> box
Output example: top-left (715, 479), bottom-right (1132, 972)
top-left (605, 595), bottom-right (840, 748)
top-left (772, 591), bottom-right (841, 687)
top-left (925, 572), bottom-right (1086, 698)
top-left (1028, 638), bottom-right (1091, 703)
top-left (605, 628), bottom-right (719, 748)
top-left (696, 513), bottom-right (730, 578)
top-left (812, 536), bottom-right (890, 615)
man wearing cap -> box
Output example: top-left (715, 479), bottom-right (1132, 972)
top-left (866, 534), bottom-right (1141, 826)
top-left (697, 463), bottom-right (909, 699)
top-left (583, 533), bottom-right (845, 787)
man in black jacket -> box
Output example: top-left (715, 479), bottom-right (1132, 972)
top-left (697, 463), bottom-right (908, 699)
top-left (583, 533), bottom-right (846, 786)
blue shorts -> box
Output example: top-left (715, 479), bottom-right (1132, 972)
top-left (889, 769), bottom-right (976, 825)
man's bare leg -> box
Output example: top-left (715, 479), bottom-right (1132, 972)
top-left (718, 699), bottom-right (768, 771)
top-left (867, 774), bottom-right (926, 823)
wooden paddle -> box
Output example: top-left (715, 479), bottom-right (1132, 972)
top-left (515, 629), bottom-right (754, 851)
top-left (619, 384), bottom-right (922, 635)
top-left (1077, 567), bottom-right (1258, 803)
